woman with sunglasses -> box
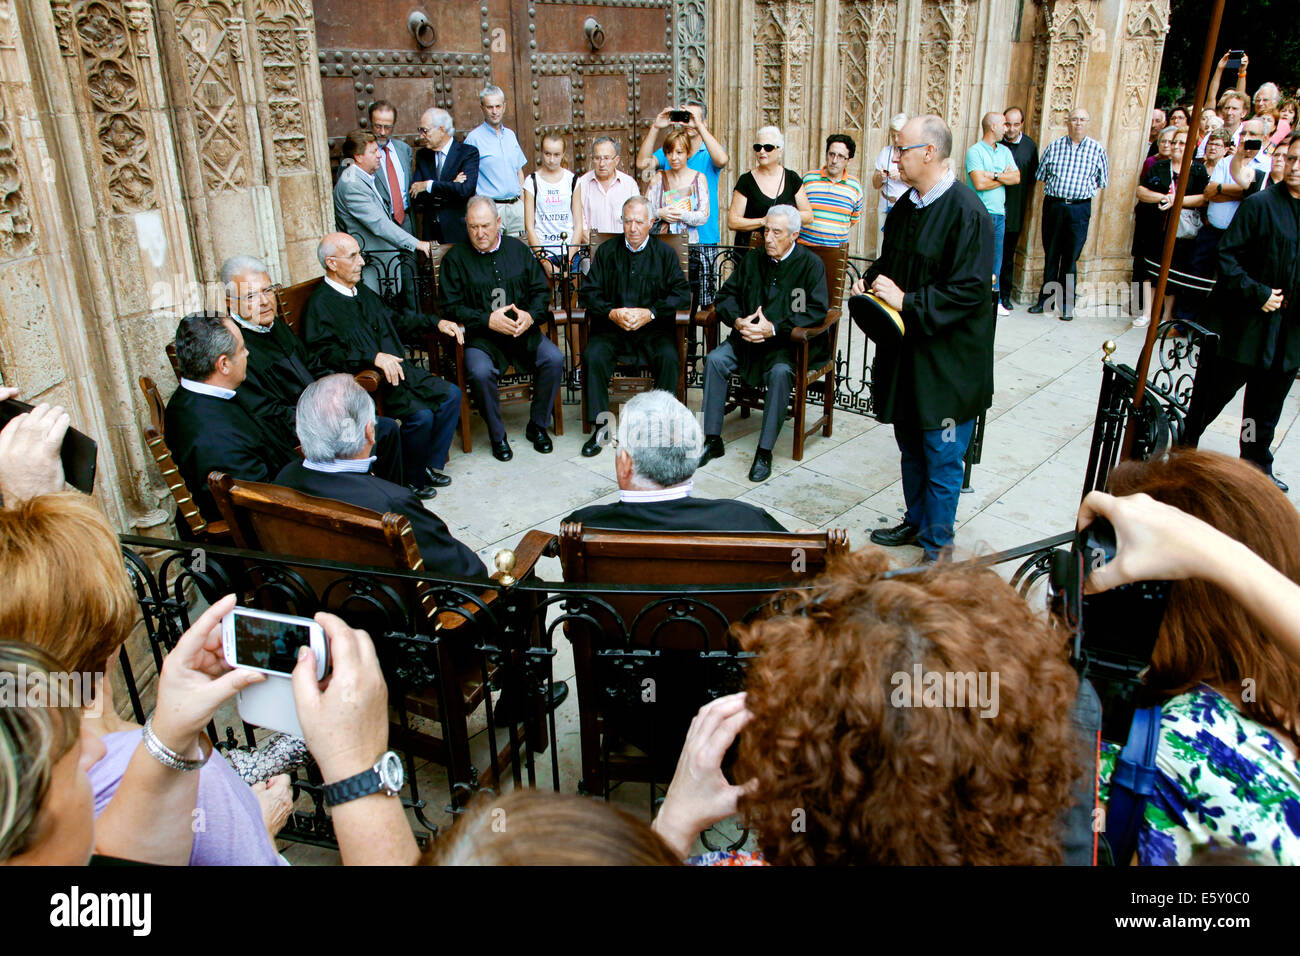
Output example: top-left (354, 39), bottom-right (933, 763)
top-left (727, 126), bottom-right (813, 247)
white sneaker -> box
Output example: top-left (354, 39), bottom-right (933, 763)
top-left (996, 302), bottom-right (1011, 316)
top-left (1132, 316), bottom-right (1150, 328)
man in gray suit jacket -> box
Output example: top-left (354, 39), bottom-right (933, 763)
top-left (369, 100), bottom-right (415, 237)
top-left (334, 129), bottom-right (430, 296)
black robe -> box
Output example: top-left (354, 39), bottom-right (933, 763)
top-left (1001, 134), bottom-right (1039, 233)
top-left (579, 236), bottom-right (691, 348)
top-left (714, 244), bottom-right (829, 385)
top-left (566, 495), bottom-right (786, 533)
top-left (235, 318), bottom-right (330, 453)
top-left (1203, 185), bottom-right (1300, 370)
top-left (302, 282), bottom-right (454, 419)
top-left (863, 180), bottom-right (995, 430)
top-left (437, 236), bottom-right (551, 374)
top-left (164, 386), bottom-right (291, 523)
top-left (275, 461), bottom-right (487, 578)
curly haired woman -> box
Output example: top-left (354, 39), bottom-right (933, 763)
top-left (653, 548), bottom-right (1087, 864)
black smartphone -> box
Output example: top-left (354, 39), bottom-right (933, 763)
top-left (669, 109), bottom-right (691, 123)
top-left (1243, 138), bottom-right (1263, 151)
top-left (0, 398), bottom-right (97, 494)
top-left (1225, 50), bottom-right (1244, 69)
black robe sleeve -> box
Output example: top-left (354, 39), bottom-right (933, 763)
top-left (401, 490), bottom-right (489, 577)
top-left (304, 288), bottom-right (375, 372)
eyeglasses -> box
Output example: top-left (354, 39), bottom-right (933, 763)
top-left (371, 123), bottom-right (394, 132)
top-left (416, 126), bottom-right (432, 135)
top-left (892, 143), bottom-right (931, 157)
top-left (234, 284), bottom-right (281, 302)
top-left (752, 143), bottom-right (779, 153)
top-left (827, 151), bottom-right (851, 161)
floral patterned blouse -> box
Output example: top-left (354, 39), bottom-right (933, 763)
top-left (1099, 685), bottom-right (1300, 865)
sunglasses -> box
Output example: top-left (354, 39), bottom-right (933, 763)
top-left (752, 143), bottom-right (778, 153)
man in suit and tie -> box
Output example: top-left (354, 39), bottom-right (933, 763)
top-left (369, 100), bottom-right (414, 235)
top-left (334, 129), bottom-right (431, 297)
top-left (276, 374), bottom-right (485, 577)
top-left (163, 312), bottom-right (295, 524)
top-left (410, 107), bottom-right (480, 245)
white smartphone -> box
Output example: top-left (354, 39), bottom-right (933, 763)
top-left (222, 606), bottom-right (327, 681)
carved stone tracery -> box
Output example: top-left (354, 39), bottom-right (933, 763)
top-left (919, 0), bottom-right (971, 131)
top-left (174, 0), bottom-right (249, 192)
top-left (754, 0), bottom-right (814, 130)
top-left (674, 0), bottom-right (705, 105)
top-left (0, 100), bottom-right (36, 259)
top-left (838, 0), bottom-right (899, 132)
top-left (254, 0), bottom-right (312, 172)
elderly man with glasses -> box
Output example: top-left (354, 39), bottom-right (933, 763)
top-left (577, 137), bottom-right (640, 241)
top-left (848, 114), bottom-right (995, 562)
top-left (409, 107), bottom-right (479, 245)
top-left (221, 254), bottom-right (410, 493)
top-left (577, 196), bottom-right (691, 458)
top-left (1181, 132), bottom-right (1300, 492)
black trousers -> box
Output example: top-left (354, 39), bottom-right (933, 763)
top-left (1181, 355), bottom-right (1297, 472)
top-left (999, 229), bottom-right (1021, 305)
top-left (1037, 197), bottom-right (1092, 310)
top-left (583, 331), bottom-right (678, 425)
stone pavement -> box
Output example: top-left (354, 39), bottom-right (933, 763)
top-left (281, 301), bottom-right (1300, 863)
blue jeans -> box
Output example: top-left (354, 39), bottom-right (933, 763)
top-left (989, 213), bottom-right (1005, 293)
top-left (894, 418), bottom-right (975, 558)
top-left (400, 387), bottom-right (462, 484)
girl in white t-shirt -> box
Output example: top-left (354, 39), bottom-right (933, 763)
top-left (523, 133), bottom-right (583, 276)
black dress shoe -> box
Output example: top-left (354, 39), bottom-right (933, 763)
top-left (1060, 311), bottom-right (1074, 322)
top-left (491, 438), bottom-right (513, 462)
top-left (406, 483), bottom-right (438, 501)
top-left (493, 681), bottom-right (570, 725)
top-left (1027, 302), bottom-right (1046, 315)
top-left (525, 422), bottom-right (553, 454)
top-left (748, 449), bottom-right (773, 482)
top-left (698, 435), bottom-right (725, 468)
top-left (580, 432), bottom-right (604, 457)
top-left (1271, 473), bottom-right (1290, 493)
top-left (425, 469), bottom-right (452, 487)
top-left (870, 521), bottom-right (920, 547)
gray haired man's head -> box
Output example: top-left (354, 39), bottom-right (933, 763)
top-left (219, 254), bottom-right (270, 290)
top-left (466, 195), bottom-right (500, 221)
top-left (616, 391), bottom-right (704, 489)
top-left (296, 373), bottom-right (376, 463)
top-left (423, 107), bottom-right (454, 137)
top-left (765, 204), bottom-right (801, 236)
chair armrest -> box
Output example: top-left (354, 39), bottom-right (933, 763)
top-left (505, 529), bottom-right (555, 581)
top-left (695, 306), bottom-right (719, 328)
top-left (354, 370), bottom-right (381, 392)
top-left (789, 307), bottom-right (840, 343)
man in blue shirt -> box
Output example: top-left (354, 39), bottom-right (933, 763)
top-left (965, 112), bottom-right (1019, 317)
top-left (636, 103), bottom-right (729, 245)
top-left (464, 85), bottom-right (529, 239)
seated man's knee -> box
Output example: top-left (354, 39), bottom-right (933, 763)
top-left (768, 364), bottom-right (795, 389)
top-left (406, 406), bottom-right (435, 429)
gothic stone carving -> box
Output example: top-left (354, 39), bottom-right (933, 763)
top-left (755, 0), bottom-right (814, 130)
top-left (0, 100), bottom-right (36, 259)
top-left (254, 0), bottom-right (311, 172)
top-left (175, 0), bottom-right (250, 192)
top-left (920, 0), bottom-right (972, 131)
top-left (674, 0), bottom-right (705, 106)
top-left (1118, 1), bottom-right (1170, 132)
top-left (1044, 1), bottom-right (1096, 130)
top-left (838, 0), bottom-right (898, 131)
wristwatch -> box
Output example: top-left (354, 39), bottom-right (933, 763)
top-left (322, 751), bottom-right (405, 808)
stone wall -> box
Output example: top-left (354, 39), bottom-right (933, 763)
top-left (709, 0), bottom-right (1169, 300)
top-left (0, 0), bottom-right (334, 533)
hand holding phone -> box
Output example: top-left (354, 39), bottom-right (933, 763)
top-left (223, 607), bottom-right (328, 681)
top-left (669, 109), bottom-right (691, 123)
top-left (0, 398), bottom-right (96, 499)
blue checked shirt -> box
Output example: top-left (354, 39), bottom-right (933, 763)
top-left (1035, 135), bottom-right (1109, 200)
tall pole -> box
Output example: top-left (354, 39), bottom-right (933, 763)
top-left (1123, 0), bottom-right (1228, 460)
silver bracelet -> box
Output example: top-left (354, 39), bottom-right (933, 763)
top-left (142, 715), bottom-right (209, 773)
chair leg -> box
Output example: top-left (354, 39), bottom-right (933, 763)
top-left (455, 341), bottom-right (473, 453)
top-left (823, 367), bottom-right (834, 438)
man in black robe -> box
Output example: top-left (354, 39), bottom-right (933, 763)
top-left (851, 115), bottom-right (995, 562)
top-left (274, 374), bottom-right (486, 577)
top-left (577, 195), bottom-right (691, 457)
top-left (436, 196), bottom-right (565, 461)
top-left (1000, 106), bottom-right (1039, 311)
top-left (1180, 132), bottom-right (1300, 492)
top-left (697, 205), bottom-right (829, 482)
top-left (303, 232), bottom-right (461, 492)
top-left (163, 312), bottom-right (291, 524)
top-left (219, 254), bottom-right (418, 494)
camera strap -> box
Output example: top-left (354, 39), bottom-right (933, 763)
top-left (1106, 704), bottom-right (1163, 866)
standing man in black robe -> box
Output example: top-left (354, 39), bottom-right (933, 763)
top-left (577, 195), bottom-right (691, 457)
top-left (1180, 132), bottom-right (1300, 492)
top-left (850, 114), bottom-right (995, 562)
top-left (697, 205), bottom-right (829, 482)
top-left (436, 196), bottom-right (565, 462)
top-left (164, 312), bottom-right (293, 524)
top-left (219, 254), bottom-right (419, 495)
top-left (1000, 106), bottom-right (1039, 312)
top-left (303, 232), bottom-right (461, 493)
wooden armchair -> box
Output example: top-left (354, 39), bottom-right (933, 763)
top-left (566, 231), bottom-right (694, 433)
top-left (697, 243), bottom-right (848, 460)
top-left (428, 242), bottom-right (565, 453)
top-left (550, 522), bottom-right (850, 796)
top-left (137, 375), bottom-right (231, 542)
top-left (208, 471), bottom-right (552, 801)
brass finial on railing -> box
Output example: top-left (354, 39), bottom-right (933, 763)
top-left (1102, 340), bottom-right (1117, 361)
top-left (493, 548), bottom-right (517, 586)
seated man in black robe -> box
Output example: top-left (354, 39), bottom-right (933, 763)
top-left (303, 232), bottom-right (461, 493)
top-left (566, 389), bottom-right (785, 532)
top-left (850, 114), bottom-right (995, 562)
top-left (163, 312), bottom-right (294, 525)
top-left (219, 254), bottom-right (424, 496)
top-left (577, 196), bottom-right (691, 458)
top-left (275, 374), bottom-right (485, 577)
top-left (698, 205), bottom-right (829, 482)
top-left (436, 196), bottom-right (565, 462)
